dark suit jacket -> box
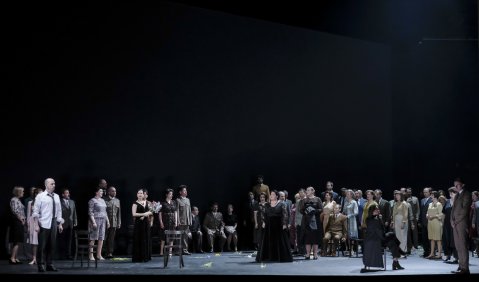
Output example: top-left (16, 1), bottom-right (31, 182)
top-left (420, 197), bottom-right (432, 226)
top-left (451, 189), bottom-right (472, 226)
top-left (61, 198), bottom-right (77, 229)
top-left (191, 215), bottom-right (201, 232)
top-left (377, 198), bottom-right (391, 225)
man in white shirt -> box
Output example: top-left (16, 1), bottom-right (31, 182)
top-left (33, 178), bottom-right (64, 272)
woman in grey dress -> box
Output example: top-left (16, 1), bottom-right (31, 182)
top-left (88, 187), bottom-right (110, 260)
top-left (343, 189), bottom-right (358, 254)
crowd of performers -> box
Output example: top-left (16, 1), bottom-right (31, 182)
top-left (7, 176), bottom-right (478, 274)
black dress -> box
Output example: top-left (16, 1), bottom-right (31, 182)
top-left (300, 197), bottom-right (323, 245)
top-left (256, 201), bottom-right (293, 262)
top-left (363, 215), bottom-right (402, 268)
top-left (442, 199), bottom-right (455, 257)
top-left (132, 202), bottom-right (152, 262)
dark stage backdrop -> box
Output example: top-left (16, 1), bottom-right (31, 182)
top-left (2, 2), bottom-right (392, 255)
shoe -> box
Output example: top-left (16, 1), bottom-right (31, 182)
top-left (38, 265), bottom-right (46, 272)
top-left (29, 260), bottom-right (36, 265)
top-left (304, 255), bottom-right (310, 260)
top-left (97, 257), bottom-right (105, 260)
top-left (182, 251), bottom-right (191, 255)
top-left (8, 259), bottom-right (17, 265)
top-left (451, 269), bottom-right (470, 275)
top-left (46, 265), bottom-right (58, 271)
top-left (15, 259), bottom-right (22, 264)
top-left (392, 261), bottom-right (404, 270)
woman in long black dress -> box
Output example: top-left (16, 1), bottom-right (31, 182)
top-left (132, 189), bottom-right (153, 262)
top-left (362, 205), bottom-right (404, 272)
top-left (300, 186), bottom-right (323, 259)
top-left (256, 190), bottom-right (292, 262)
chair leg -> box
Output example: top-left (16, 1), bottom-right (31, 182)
top-left (164, 249), bottom-right (169, 268)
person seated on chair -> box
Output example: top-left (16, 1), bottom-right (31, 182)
top-left (203, 202), bottom-right (226, 252)
top-left (322, 205), bottom-right (347, 256)
top-left (190, 206), bottom-right (203, 253)
top-left (361, 205), bottom-right (405, 273)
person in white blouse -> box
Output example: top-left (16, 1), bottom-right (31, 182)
top-left (32, 178), bottom-right (64, 272)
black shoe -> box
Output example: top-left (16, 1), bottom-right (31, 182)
top-left (451, 269), bottom-right (470, 275)
top-left (38, 265), bottom-right (46, 272)
top-left (46, 265), bottom-right (58, 272)
top-left (392, 261), bottom-right (404, 270)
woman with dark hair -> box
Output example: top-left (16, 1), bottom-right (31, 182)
top-left (159, 188), bottom-right (177, 256)
top-left (9, 186), bottom-right (25, 264)
top-left (254, 192), bottom-right (267, 251)
top-left (88, 187), bottom-right (110, 261)
top-left (256, 190), bottom-right (292, 262)
top-left (301, 186), bottom-right (323, 259)
top-left (26, 188), bottom-right (42, 264)
top-left (361, 205), bottom-right (405, 272)
top-left (132, 188), bottom-right (153, 262)
top-left (426, 191), bottom-right (443, 259)
top-left (391, 191), bottom-right (408, 253)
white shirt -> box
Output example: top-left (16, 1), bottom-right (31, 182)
top-left (32, 191), bottom-right (64, 229)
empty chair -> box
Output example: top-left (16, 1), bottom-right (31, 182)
top-left (163, 230), bottom-right (184, 268)
top-left (72, 230), bottom-right (97, 268)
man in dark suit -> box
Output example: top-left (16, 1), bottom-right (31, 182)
top-left (59, 188), bottom-right (77, 259)
top-left (190, 206), bottom-right (203, 253)
top-left (450, 178), bottom-right (472, 275)
top-left (419, 187), bottom-right (432, 257)
top-left (104, 186), bottom-right (121, 258)
top-left (406, 187), bottom-right (420, 251)
top-left (375, 189), bottom-right (391, 230)
top-left (241, 192), bottom-right (257, 250)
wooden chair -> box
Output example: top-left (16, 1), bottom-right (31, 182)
top-left (163, 230), bottom-right (184, 268)
top-left (72, 230), bottom-right (97, 268)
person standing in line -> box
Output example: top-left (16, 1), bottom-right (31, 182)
top-left (88, 187), bottom-right (109, 260)
top-left (104, 186), bottom-right (121, 259)
top-left (59, 188), bottom-right (77, 260)
top-left (176, 185), bottom-right (192, 255)
top-left (450, 178), bottom-right (472, 275)
top-left (9, 186), bottom-right (25, 264)
top-left (32, 178), bottom-right (64, 272)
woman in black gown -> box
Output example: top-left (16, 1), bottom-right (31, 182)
top-left (132, 189), bottom-right (153, 262)
top-left (256, 190), bottom-right (293, 262)
top-left (362, 205), bottom-right (405, 272)
top-left (300, 186), bottom-right (323, 259)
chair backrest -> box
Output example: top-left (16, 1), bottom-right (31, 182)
top-left (77, 230), bottom-right (90, 244)
top-left (165, 230), bottom-right (183, 246)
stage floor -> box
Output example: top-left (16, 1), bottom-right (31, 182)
top-left (1, 251), bottom-right (477, 279)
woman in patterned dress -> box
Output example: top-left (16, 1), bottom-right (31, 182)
top-left (159, 188), bottom-right (177, 256)
top-left (88, 187), bottom-right (110, 260)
